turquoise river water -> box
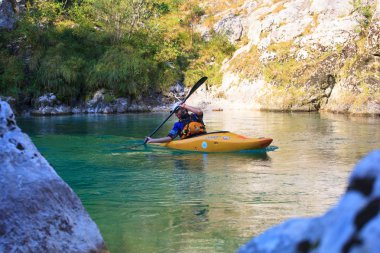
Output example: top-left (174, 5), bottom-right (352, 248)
top-left (18, 111), bottom-right (380, 253)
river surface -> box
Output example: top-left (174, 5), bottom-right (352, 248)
top-left (18, 111), bottom-right (380, 253)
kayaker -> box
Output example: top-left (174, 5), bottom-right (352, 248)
top-left (145, 103), bottom-right (206, 143)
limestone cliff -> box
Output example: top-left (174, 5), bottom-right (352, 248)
top-left (193, 0), bottom-right (380, 115)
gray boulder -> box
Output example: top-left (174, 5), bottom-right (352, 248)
top-left (115, 98), bottom-right (129, 113)
top-left (0, 0), bottom-right (26, 30)
top-left (214, 13), bottom-right (245, 43)
top-left (86, 89), bottom-right (107, 113)
top-left (0, 0), bottom-right (16, 29)
top-left (0, 100), bottom-right (107, 252)
top-left (238, 149), bottom-right (380, 253)
top-left (85, 90), bottom-right (139, 113)
top-left (32, 93), bottom-right (72, 115)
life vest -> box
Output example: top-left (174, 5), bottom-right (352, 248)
top-left (179, 117), bottom-right (206, 139)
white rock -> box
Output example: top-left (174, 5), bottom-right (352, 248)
top-left (259, 51), bottom-right (277, 63)
top-left (241, 0), bottom-right (258, 13)
top-left (0, 100), bottom-right (107, 252)
top-left (296, 48), bottom-right (309, 61)
top-left (258, 35), bottom-right (271, 50)
top-left (298, 17), bottom-right (358, 48)
top-left (214, 13), bottom-right (244, 43)
top-left (310, 0), bottom-right (354, 16)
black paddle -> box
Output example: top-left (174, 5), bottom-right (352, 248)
top-left (128, 76), bottom-right (208, 149)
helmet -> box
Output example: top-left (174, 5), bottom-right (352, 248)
top-left (170, 102), bottom-right (181, 113)
top-left (170, 102), bottom-right (188, 119)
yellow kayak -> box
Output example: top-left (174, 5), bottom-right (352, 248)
top-left (154, 131), bottom-right (273, 152)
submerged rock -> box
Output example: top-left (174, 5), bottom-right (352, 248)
top-left (0, 100), bottom-right (107, 252)
top-left (238, 149), bottom-right (380, 253)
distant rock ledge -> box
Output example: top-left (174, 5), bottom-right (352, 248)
top-left (1, 85), bottom-right (184, 116)
top-left (238, 149), bottom-right (380, 253)
top-left (0, 100), bottom-right (107, 252)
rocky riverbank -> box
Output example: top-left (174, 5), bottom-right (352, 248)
top-left (0, 81), bottom-right (187, 116)
top-left (3, 82), bottom-right (380, 117)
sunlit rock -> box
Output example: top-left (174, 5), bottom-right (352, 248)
top-left (296, 48), bottom-right (309, 61)
top-left (241, 0), bottom-right (258, 13)
top-left (0, 100), bottom-right (107, 253)
top-left (259, 51), bottom-right (277, 63)
top-left (238, 150), bottom-right (380, 253)
top-left (310, 0), bottom-right (353, 15)
top-left (366, 0), bottom-right (380, 54)
top-left (214, 13), bottom-right (245, 43)
top-left (194, 0), bottom-right (379, 114)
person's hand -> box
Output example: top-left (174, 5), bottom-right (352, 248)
top-left (145, 137), bottom-right (152, 143)
top-left (179, 103), bottom-right (187, 109)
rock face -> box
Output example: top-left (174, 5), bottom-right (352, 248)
top-left (0, 100), bottom-right (107, 252)
top-left (213, 13), bottom-right (246, 43)
top-left (0, 0), bottom-right (25, 29)
top-left (238, 149), bottom-right (380, 253)
top-left (0, 0), bottom-right (16, 29)
top-left (194, 0), bottom-right (380, 115)
top-left (367, 0), bottom-right (380, 54)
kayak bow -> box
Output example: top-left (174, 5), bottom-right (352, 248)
top-left (152, 131), bottom-right (273, 152)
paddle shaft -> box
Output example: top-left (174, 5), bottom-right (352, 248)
top-left (145, 111), bottom-right (176, 142)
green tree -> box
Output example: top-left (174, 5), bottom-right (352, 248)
top-left (80, 0), bottom-right (156, 44)
top-left (0, 0), bottom-right (234, 104)
top-left (88, 46), bottom-right (156, 97)
top-left (181, 5), bottom-right (205, 48)
top-left (0, 50), bottom-right (24, 97)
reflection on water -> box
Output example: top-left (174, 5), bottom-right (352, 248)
top-left (17, 111), bottom-right (380, 253)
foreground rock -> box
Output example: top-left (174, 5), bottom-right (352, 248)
top-left (0, 100), bottom-right (107, 252)
top-left (238, 149), bottom-right (380, 253)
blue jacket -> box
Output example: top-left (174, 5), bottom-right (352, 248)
top-left (167, 114), bottom-right (204, 139)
